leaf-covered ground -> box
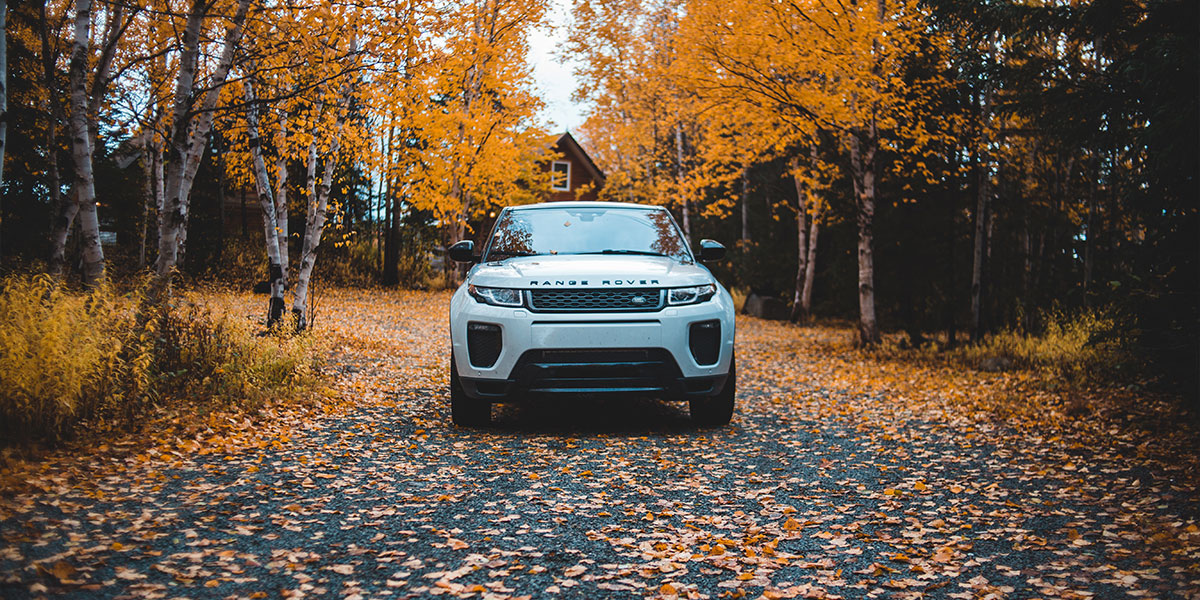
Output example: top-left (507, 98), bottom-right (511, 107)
top-left (2, 289), bottom-right (1198, 599)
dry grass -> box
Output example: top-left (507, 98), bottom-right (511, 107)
top-left (0, 275), bottom-right (327, 445)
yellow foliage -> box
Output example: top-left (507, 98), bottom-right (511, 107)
top-left (0, 276), bottom-right (326, 444)
top-left (960, 307), bottom-right (1135, 386)
top-left (0, 276), bottom-right (127, 437)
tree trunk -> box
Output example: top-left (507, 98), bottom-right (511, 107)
top-left (970, 48), bottom-right (996, 342)
top-left (155, 0), bottom-right (205, 279)
top-left (848, 130), bottom-right (880, 345)
top-left (945, 168), bottom-right (958, 348)
top-left (740, 166), bottom-right (750, 245)
top-left (214, 133), bottom-right (228, 250)
top-left (383, 125), bottom-right (398, 285)
top-left (675, 123), bottom-right (691, 243)
top-left (86, 1), bottom-right (121, 150)
top-left (0, 0), bottom-right (7, 262)
top-left (40, 2), bottom-right (67, 274)
top-left (50, 191), bottom-right (79, 276)
top-left (139, 134), bottom-right (159, 269)
top-left (68, 0), bottom-right (105, 286)
top-left (789, 157), bottom-right (809, 322)
top-left (173, 0), bottom-right (247, 268)
top-left (244, 76), bottom-right (286, 326)
top-left (802, 204), bottom-right (820, 315)
top-left (293, 62), bottom-right (356, 330)
top-left (275, 116), bottom-right (290, 283)
top-left (292, 148), bottom-right (339, 329)
top-left (155, 0), bottom-right (249, 280)
top-left (1082, 154), bottom-right (1098, 308)
top-left (970, 149), bottom-right (991, 341)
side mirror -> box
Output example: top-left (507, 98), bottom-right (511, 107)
top-left (698, 239), bottom-right (726, 262)
top-left (448, 240), bottom-right (477, 263)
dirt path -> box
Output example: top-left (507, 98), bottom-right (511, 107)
top-left (2, 289), bottom-right (1197, 599)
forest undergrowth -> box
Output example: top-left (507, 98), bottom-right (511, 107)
top-left (791, 311), bottom-right (1197, 474)
top-left (0, 275), bottom-right (328, 455)
top-left (2, 284), bottom-right (1194, 481)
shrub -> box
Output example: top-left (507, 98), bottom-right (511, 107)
top-left (0, 276), bottom-right (128, 438)
top-left (0, 275), bottom-right (325, 445)
top-left (960, 306), bottom-right (1137, 387)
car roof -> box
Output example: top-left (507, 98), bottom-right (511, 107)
top-left (507, 201), bottom-right (663, 212)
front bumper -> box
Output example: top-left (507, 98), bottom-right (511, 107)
top-left (449, 287), bottom-right (735, 401)
top-left (460, 348), bottom-right (730, 400)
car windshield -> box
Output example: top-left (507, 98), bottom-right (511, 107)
top-left (485, 206), bottom-right (691, 262)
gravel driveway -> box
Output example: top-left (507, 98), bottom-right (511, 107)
top-left (2, 289), bottom-right (1197, 599)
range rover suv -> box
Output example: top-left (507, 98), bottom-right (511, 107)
top-left (447, 202), bottom-right (736, 427)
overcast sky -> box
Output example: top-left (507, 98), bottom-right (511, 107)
top-left (529, 0), bottom-right (588, 133)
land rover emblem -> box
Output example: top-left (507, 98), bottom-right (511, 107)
top-left (631, 295), bottom-right (647, 305)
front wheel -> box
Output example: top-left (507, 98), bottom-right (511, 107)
top-left (690, 355), bottom-right (735, 427)
top-left (450, 353), bottom-right (490, 427)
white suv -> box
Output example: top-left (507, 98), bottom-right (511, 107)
top-left (447, 202), bottom-right (736, 427)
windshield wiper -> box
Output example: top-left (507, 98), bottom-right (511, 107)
top-left (580, 249), bottom-right (669, 257)
top-left (488, 251), bottom-right (539, 260)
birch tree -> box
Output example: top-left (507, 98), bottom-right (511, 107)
top-left (290, 43), bottom-right (359, 330)
top-left (153, 0), bottom-right (250, 283)
top-left (66, 0), bottom-right (104, 285)
top-left (242, 74), bottom-right (287, 325)
top-left (788, 147), bottom-right (833, 322)
top-left (48, 0), bottom-right (130, 280)
top-left (0, 0), bottom-right (7, 261)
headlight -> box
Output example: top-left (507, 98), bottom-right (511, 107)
top-left (468, 285), bottom-right (524, 307)
top-left (668, 284), bottom-right (717, 306)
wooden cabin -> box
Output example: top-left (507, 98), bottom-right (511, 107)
top-left (543, 132), bottom-right (606, 202)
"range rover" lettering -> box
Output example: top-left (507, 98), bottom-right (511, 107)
top-left (528, 279), bottom-right (660, 286)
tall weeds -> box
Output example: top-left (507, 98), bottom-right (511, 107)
top-left (0, 275), bottom-right (324, 444)
top-left (960, 307), bottom-right (1137, 387)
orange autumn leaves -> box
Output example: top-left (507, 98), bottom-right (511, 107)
top-left (2, 288), bottom-right (1197, 600)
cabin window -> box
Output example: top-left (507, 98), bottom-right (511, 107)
top-left (551, 160), bottom-right (571, 191)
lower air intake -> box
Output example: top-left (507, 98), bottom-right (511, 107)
top-left (689, 320), bottom-right (721, 366)
top-left (467, 322), bottom-right (502, 368)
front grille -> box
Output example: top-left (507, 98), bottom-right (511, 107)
top-left (528, 288), bottom-right (663, 312)
top-left (689, 320), bottom-right (721, 366)
top-left (467, 322), bottom-right (502, 368)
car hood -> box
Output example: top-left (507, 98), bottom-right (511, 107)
top-left (467, 255), bottom-right (715, 289)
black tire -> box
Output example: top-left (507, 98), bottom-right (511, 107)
top-left (690, 355), bottom-right (735, 427)
top-left (450, 353), bottom-right (490, 427)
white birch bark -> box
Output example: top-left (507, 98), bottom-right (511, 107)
top-left (155, 0), bottom-right (250, 279)
top-left (675, 123), bottom-right (691, 243)
top-left (49, 191), bottom-right (79, 276)
top-left (275, 115), bottom-right (290, 282)
top-left (292, 57), bottom-right (357, 329)
top-left (68, 0), bottom-right (105, 286)
top-left (801, 205), bottom-right (820, 315)
top-left (740, 167), bottom-right (750, 245)
top-left (789, 157), bottom-right (809, 322)
top-left (291, 139), bottom-right (342, 329)
top-left (154, 0), bottom-right (203, 278)
top-left (848, 130), bottom-right (880, 345)
top-left (244, 76), bottom-right (286, 325)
